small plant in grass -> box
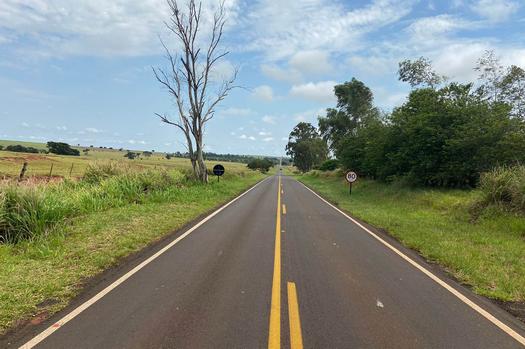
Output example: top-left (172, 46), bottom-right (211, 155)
top-left (477, 165), bottom-right (525, 213)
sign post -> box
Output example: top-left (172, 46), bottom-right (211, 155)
top-left (213, 164), bottom-right (225, 182)
top-left (345, 171), bottom-right (358, 195)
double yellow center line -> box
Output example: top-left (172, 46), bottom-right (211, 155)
top-left (269, 176), bottom-right (304, 349)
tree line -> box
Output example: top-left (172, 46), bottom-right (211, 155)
top-left (286, 51), bottom-right (525, 187)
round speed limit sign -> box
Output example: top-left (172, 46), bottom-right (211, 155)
top-left (345, 171), bottom-right (358, 183)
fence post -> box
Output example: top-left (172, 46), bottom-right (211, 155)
top-left (69, 163), bottom-right (74, 177)
top-left (18, 162), bottom-right (28, 181)
top-left (48, 163), bottom-right (54, 180)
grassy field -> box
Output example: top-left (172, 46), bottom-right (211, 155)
top-left (0, 140), bottom-right (248, 178)
top-left (297, 171), bottom-right (525, 303)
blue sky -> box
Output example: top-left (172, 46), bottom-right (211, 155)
top-left (0, 0), bottom-right (524, 156)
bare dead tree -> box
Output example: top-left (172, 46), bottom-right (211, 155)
top-left (153, 0), bottom-right (237, 182)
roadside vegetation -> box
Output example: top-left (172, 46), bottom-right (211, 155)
top-left (297, 170), bottom-right (525, 304)
top-left (0, 160), bottom-right (265, 333)
top-left (285, 51), bottom-right (525, 309)
top-left (287, 52), bottom-right (525, 188)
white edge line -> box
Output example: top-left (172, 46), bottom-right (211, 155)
top-left (20, 176), bottom-right (271, 349)
top-left (300, 181), bottom-right (525, 347)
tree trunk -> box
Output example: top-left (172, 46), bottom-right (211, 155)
top-left (195, 143), bottom-right (208, 183)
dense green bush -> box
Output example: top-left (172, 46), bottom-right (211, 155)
top-left (5, 145), bottom-right (40, 154)
top-left (478, 165), bottom-right (525, 212)
top-left (247, 158), bottom-right (273, 173)
top-left (47, 142), bottom-right (80, 156)
top-left (318, 159), bottom-right (339, 171)
top-left (0, 164), bottom-right (186, 243)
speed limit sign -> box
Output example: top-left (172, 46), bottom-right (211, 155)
top-left (345, 171), bottom-right (358, 183)
top-left (345, 171), bottom-right (358, 195)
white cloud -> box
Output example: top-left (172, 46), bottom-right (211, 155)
top-left (261, 50), bottom-right (334, 84)
top-left (290, 81), bottom-right (337, 103)
top-left (240, 134), bottom-right (256, 140)
top-left (470, 0), bottom-right (520, 22)
top-left (0, 0), bottom-right (241, 58)
top-left (347, 55), bottom-right (397, 77)
top-left (128, 139), bottom-right (147, 145)
top-left (293, 108), bottom-right (325, 123)
top-left (263, 137), bottom-right (274, 142)
top-left (406, 15), bottom-right (474, 43)
top-left (85, 127), bottom-right (103, 133)
top-left (262, 115), bottom-right (276, 124)
top-left (219, 107), bottom-right (255, 117)
top-left (242, 0), bottom-right (415, 61)
top-left (261, 64), bottom-right (302, 84)
top-left (56, 125), bottom-right (68, 131)
top-left (259, 131), bottom-right (271, 136)
top-left (289, 50), bottom-right (333, 76)
top-left (253, 85), bottom-right (274, 101)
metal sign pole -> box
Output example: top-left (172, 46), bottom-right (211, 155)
top-left (349, 182), bottom-right (352, 195)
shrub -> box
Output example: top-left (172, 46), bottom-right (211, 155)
top-left (83, 161), bottom-right (127, 184)
top-left (124, 151), bottom-right (139, 160)
top-left (247, 158), bottom-right (273, 173)
top-left (478, 165), bottom-right (525, 212)
top-left (5, 145), bottom-right (40, 154)
top-left (319, 159), bottom-right (339, 171)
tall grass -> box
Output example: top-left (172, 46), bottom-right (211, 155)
top-left (478, 165), bottom-right (525, 212)
top-left (0, 162), bottom-right (187, 243)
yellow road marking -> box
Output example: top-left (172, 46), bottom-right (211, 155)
top-left (268, 176), bottom-right (282, 349)
top-left (282, 204), bottom-right (286, 215)
top-left (287, 282), bottom-right (304, 349)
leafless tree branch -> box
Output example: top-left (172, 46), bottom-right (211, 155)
top-left (153, 0), bottom-right (236, 182)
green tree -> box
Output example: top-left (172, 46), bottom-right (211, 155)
top-left (247, 158), bottom-right (273, 173)
top-left (318, 159), bottom-right (339, 171)
top-left (474, 50), bottom-right (505, 103)
top-left (124, 151), bottom-right (138, 160)
top-left (398, 57), bottom-right (444, 88)
top-left (319, 78), bottom-right (378, 152)
top-left (286, 123), bottom-right (328, 172)
top-left (500, 65), bottom-right (525, 119)
top-left (46, 142), bottom-right (80, 156)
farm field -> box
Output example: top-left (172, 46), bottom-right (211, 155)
top-left (0, 140), bottom-right (248, 178)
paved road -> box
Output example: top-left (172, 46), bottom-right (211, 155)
top-left (5, 175), bottom-right (525, 348)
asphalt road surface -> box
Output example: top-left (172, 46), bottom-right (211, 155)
top-left (5, 175), bottom-right (525, 348)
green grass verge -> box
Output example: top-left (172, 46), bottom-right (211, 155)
top-left (297, 173), bottom-right (525, 303)
top-left (0, 172), bottom-right (264, 333)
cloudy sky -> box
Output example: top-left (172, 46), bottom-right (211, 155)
top-left (1, 0), bottom-right (524, 156)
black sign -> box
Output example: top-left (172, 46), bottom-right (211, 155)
top-left (213, 164), bottom-right (225, 176)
